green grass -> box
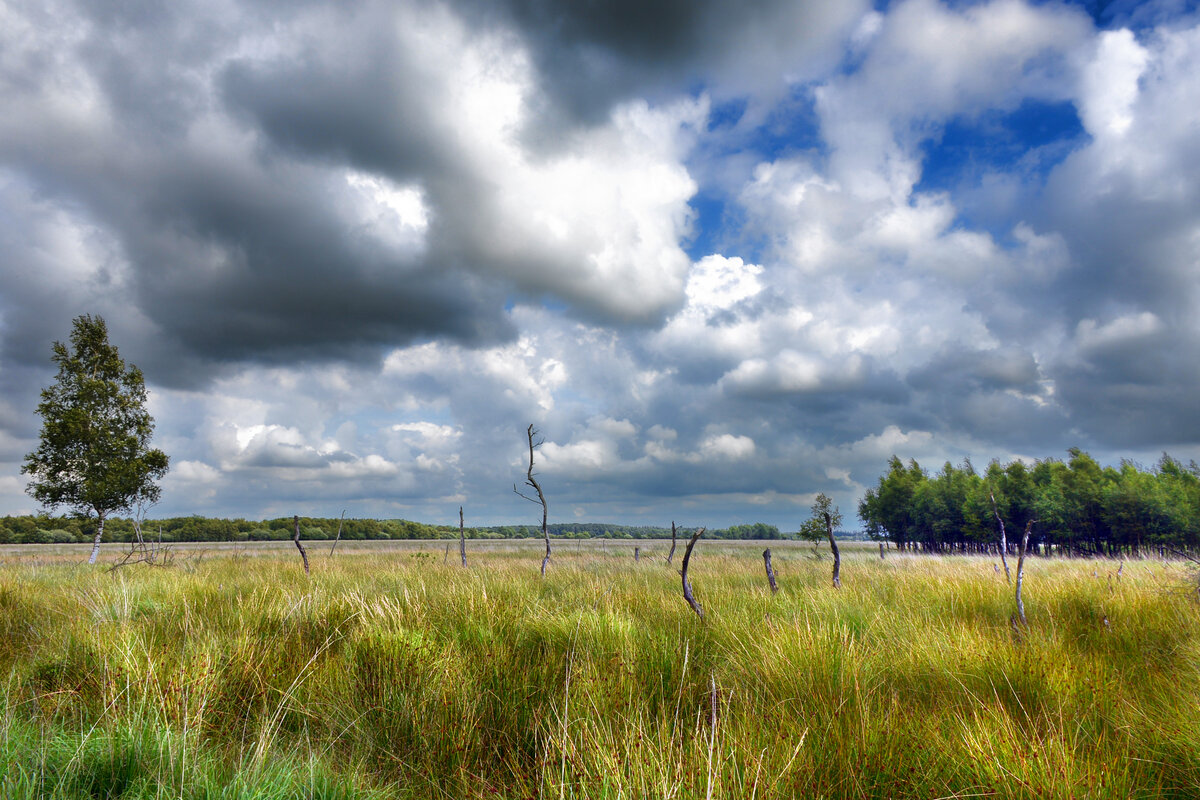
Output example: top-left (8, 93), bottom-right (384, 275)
top-left (2, 541), bottom-right (1198, 798)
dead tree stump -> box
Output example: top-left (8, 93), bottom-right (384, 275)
top-left (824, 512), bottom-right (841, 589)
top-left (681, 527), bottom-right (706, 620)
top-left (762, 548), bottom-right (779, 593)
top-left (293, 515), bottom-right (310, 576)
top-left (459, 506), bottom-right (467, 568)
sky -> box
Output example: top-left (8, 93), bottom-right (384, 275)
top-left (2, 0), bottom-right (1199, 530)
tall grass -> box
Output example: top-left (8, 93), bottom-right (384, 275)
top-left (2, 542), bottom-right (1198, 798)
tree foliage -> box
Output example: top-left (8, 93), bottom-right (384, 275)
top-left (22, 315), bottom-right (169, 562)
top-left (858, 450), bottom-right (1200, 555)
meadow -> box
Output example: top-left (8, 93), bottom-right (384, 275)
top-left (1, 539), bottom-right (1198, 799)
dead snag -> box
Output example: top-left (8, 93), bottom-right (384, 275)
top-left (990, 493), bottom-right (1012, 584)
top-left (824, 512), bottom-right (841, 589)
top-left (809, 493), bottom-right (843, 588)
top-left (1015, 519), bottom-right (1035, 626)
top-left (514, 424), bottom-right (551, 576)
top-left (667, 521), bottom-right (678, 565)
top-left (762, 548), bottom-right (779, 593)
top-left (329, 509), bottom-right (346, 556)
top-left (293, 515), bottom-right (310, 576)
top-left (459, 506), bottom-right (468, 568)
top-left (680, 527), bottom-right (706, 620)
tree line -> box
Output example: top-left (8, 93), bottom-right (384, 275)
top-left (0, 516), bottom-right (788, 545)
top-left (858, 449), bottom-right (1200, 557)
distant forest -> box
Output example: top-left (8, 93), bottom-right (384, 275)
top-left (7, 448), bottom-right (1196, 553)
top-left (859, 449), bottom-right (1200, 556)
top-left (0, 516), bottom-right (790, 545)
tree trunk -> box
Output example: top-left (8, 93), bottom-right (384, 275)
top-left (824, 512), bottom-right (841, 589)
top-left (681, 527), bottom-right (706, 620)
top-left (516, 424), bottom-right (551, 576)
top-left (459, 506), bottom-right (467, 567)
top-left (990, 493), bottom-right (1012, 584)
top-left (667, 521), bottom-right (678, 565)
top-left (1015, 519), bottom-right (1034, 626)
top-left (293, 514), bottom-right (310, 576)
top-left (88, 514), bottom-right (106, 564)
top-left (762, 548), bottom-right (779, 593)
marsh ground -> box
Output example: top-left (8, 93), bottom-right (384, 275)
top-left (1, 540), bottom-right (1197, 798)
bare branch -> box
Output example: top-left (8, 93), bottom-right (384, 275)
top-left (329, 509), bottom-right (346, 556)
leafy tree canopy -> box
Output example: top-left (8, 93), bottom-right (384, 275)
top-left (22, 315), bottom-right (168, 563)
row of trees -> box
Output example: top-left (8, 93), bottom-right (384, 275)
top-left (858, 449), bottom-right (1200, 556)
top-left (0, 516), bottom-right (787, 545)
top-left (0, 515), bottom-right (473, 545)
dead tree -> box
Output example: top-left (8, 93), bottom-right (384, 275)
top-left (328, 509), bottom-right (346, 556)
top-left (109, 519), bottom-right (171, 572)
top-left (514, 424), bottom-right (551, 576)
top-left (680, 527), bottom-right (706, 620)
top-left (762, 548), bottom-right (779, 593)
top-left (1015, 519), bottom-right (1035, 626)
top-left (990, 493), bottom-right (1012, 584)
top-left (824, 512), bottom-right (841, 589)
top-left (293, 515), bottom-right (310, 576)
top-left (459, 506), bottom-right (467, 568)
top-left (809, 494), bottom-right (843, 588)
top-left (667, 521), bottom-right (678, 565)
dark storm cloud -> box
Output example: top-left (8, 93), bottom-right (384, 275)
top-left (0, 0), bottom-right (866, 387)
top-left (0, 0), bottom-right (523, 388)
top-left (454, 0), bottom-right (867, 127)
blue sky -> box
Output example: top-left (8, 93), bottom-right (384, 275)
top-left (2, 0), bottom-right (1199, 529)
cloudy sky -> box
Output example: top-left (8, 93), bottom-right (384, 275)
top-left (2, 0), bottom-right (1199, 529)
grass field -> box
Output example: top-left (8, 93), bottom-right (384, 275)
top-left (1, 539), bottom-right (1198, 798)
